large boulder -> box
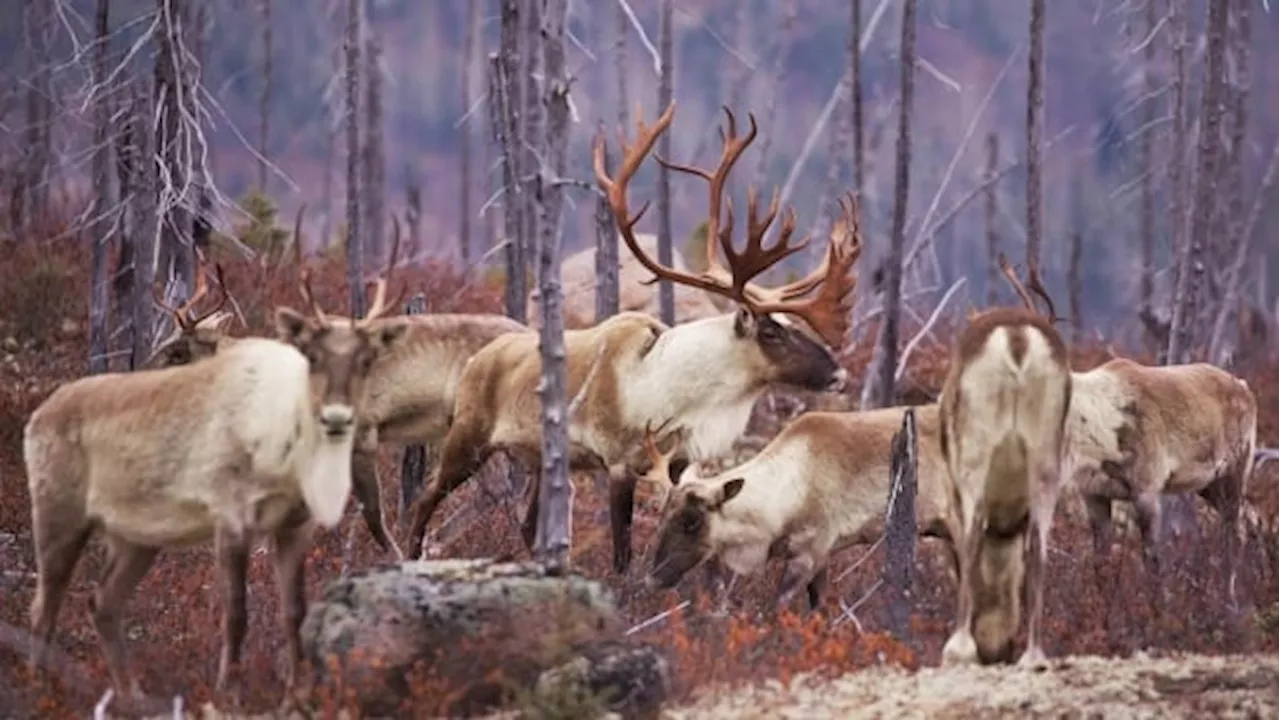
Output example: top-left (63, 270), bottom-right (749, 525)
top-left (297, 559), bottom-right (669, 718)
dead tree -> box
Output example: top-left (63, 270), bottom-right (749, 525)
top-left (499, 0), bottom-right (527, 320)
top-left (458, 0), bottom-right (482, 265)
top-left (258, 0), bottom-right (272, 192)
top-left (112, 84), bottom-right (140, 362)
top-left (534, 0), bottom-right (573, 567)
top-left (984, 133), bottom-right (1000, 306)
top-left (1137, 0), bottom-right (1157, 329)
top-left (17, 0), bottom-right (54, 230)
top-left (1168, 0), bottom-right (1228, 365)
top-left (1161, 0), bottom-right (1189, 364)
top-left (867, 0), bottom-right (917, 409)
top-left (655, 0), bottom-right (676, 325)
top-left (1025, 0), bottom-right (1046, 300)
top-left (884, 406), bottom-right (918, 641)
top-left (1210, 147), bottom-right (1277, 365)
top-left (1069, 231), bottom-right (1083, 345)
top-left (851, 0), bottom-right (865, 196)
top-left (405, 167), bottom-right (422, 257)
top-left (363, 37), bottom-right (386, 264)
top-left (400, 292), bottom-right (429, 514)
top-left (154, 0), bottom-right (196, 320)
top-left (88, 0), bottom-right (112, 375)
top-left (752, 0), bottom-right (801, 189)
top-left (521, 0), bottom-right (543, 284)
top-left (321, 46), bottom-right (340, 248)
top-left (129, 86), bottom-right (157, 370)
top-left (191, 2), bottom-right (212, 259)
top-left (594, 122), bottom-right (619, 322)
top-left (489, 54), bottom-right (523, 320)
top-left (615, 0), bottom-right (629, 133)
top-left (344, 0), bottom-right (364, 316)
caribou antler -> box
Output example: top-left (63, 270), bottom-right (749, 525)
top-left (594, 103), bottom-right (862, 349)
top-left (640, 418), bottom-right (684, 483)
top-left (152, 251), bottom-right (221, 331)
top-left (997, 253), bottom-right (1058, 320)
top-left (362, 214), bottom-right (406, 322)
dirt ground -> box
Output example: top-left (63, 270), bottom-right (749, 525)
top-left (666, 652), bottom-right (1279, 719)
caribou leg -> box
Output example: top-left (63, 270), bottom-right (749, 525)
top-left (28, 515), bottom-right (92, 674)
top-left (90, 535), bottom-right (160, 712)
top-left (272, 507), bottom-right (314, 701)
top-left (215, 525), bottom-right (251, 705)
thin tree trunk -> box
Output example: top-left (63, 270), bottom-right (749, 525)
top-left (1209, 146), bottom-right (1276, 364)
top-left (869, 0), bottom-right (916, 409)
top-left (851, 0), bottom-right (865, 196)
top-left (490, 53), bottom-right (524, 321)
top-left (321, 46), bottom-right (339, 249)
top-left (500, 0), bottom-right (527, 320)
top-left (753, 0), bottom-right (801, 189)
top-left (130, 86), bottom-right (157, 369)
top-left (655, 0), bottom-right (675, 325)
top-left (521, 0), bottom-right (543, 292)
top-left (1137, 0), bottom-right (1157, 324)
top-left (1168, 0), bottom-right (1228, 365)
top-left (459, 0), bottom-right (481, 265)
top-left (1162, 0), bottom-right (1188, 365)
top-left (344, 0), bottom-right (364, 317)
top-left (191, 1), bottom-right (211, 259)
top-left (984, 132), bottom-right (1000, 306)
top-left (88, 0), bottom-right (112, 375)
top-left (615, 0), bottom-right (630, 133)
top-left (534, 0), bottom-right (573, 567)
top-left (154, 0), bottom-right (193, 312)
top-left (1025, 0), bottom-right (1045, 282)
top-left (595, 122), bottom-right (619, 322)
top-left (112, 84), bottom-right (138, 361)
top-left (405, 167), bottom-right (422, 258)
top-left (1069, 231), bottom-right (1082, 345)
top-left (19, 0), bottom-right (53, 230)
top-left (363, 37), bottom-right (386, 264)
top-left (258, 0), bottom-right (272, 192)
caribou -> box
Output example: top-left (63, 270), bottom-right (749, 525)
top-left (23, 267), bottom-right (406, 710)
top-left (405, 104), bottom-right (864, 570)
top-left (145, 214), bottom-right (528, 558)
top-left (938, 258), bottom-right (1071, 667)
top-left (642, 404), bottom-right (954, 613)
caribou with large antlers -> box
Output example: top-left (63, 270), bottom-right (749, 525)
top-left (146, 211), bottom-right (528, 559)
top-left (406, 103), bottom-right (864, 571)
top-left (24, 276), bottom-right (408, 709)
top-left (938, 259), bottom-right (1071, 667)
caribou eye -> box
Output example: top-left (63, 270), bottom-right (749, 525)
top-left (682, 511), bottom-right (704, 535)
top-left (759, 322), bottom-right (784, 344)
top-left (167, 345), bottom-right (190, 364)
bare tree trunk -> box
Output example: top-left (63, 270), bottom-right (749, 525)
top-left (191, 1), bottom-right (211, 259)
top-left (655, 0), bottom-right (676, 325)
top-left (130, 85), bottom-right (157, 370)
top-left (521, 0), bottom-right (543, 291)
top-left (113, 84), bottom-right (138, 361)
top-left (258, 0), bottom-right (272, 192)
top-left (1069, 231), bottom-right (1083, 345)
top-left (1025, 0), bottom-right (1045, 284)
top-left (405, 167), bottom-right (422, 258)
top-left (154, 0), bottom-right (194, 314)
top-left (883, 406), bottom-right (918, 641)
top-left (534, 0), bottom-right (573, 567)
top-left (1137, 0), bottom-right (1157, 327)
top-left (18, 0), bottom-right (54, 230)
top-left (458, 0), bottom-right (481, 266)
top-left (1208, 0), bottom-right (1252, 331)
top-left (1209, 147), bottom-right (1275, 365)
top-left (88, 0), bottom-right (112, 375)
top-left (499, 0), bottom-right (527, 321)
top-left (344, 0), bottom-right (364, 316)
top-left (851, 0), bottom-right (864, 197)
top-left (321, 46), bottom-right (339, 249)
top-left (868, 0), bottom-right (916, 409)
top-left (615, 0), bottom-right (630, 133)
top-left (490, 53), bottom-right (523, 321)
top-left (984, 132), bottom-right (1000, 306)
top-left (595, 122), bottom-right (619, 322)
top-left (1162, 0), bottom-right (1188, 365)
top-left (363, 37), bottom-right (386, 264)
top-left (1168, 0), bottom-right (1227, 365)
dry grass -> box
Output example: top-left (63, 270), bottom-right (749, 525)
top-left (0, 212), bottom-right (1275, 718)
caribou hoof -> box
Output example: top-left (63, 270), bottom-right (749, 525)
top-left (941, 630), bottom-right (979, 667)
top-left (1017, 645), bottom-right (1048, 670)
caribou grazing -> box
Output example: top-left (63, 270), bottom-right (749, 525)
top-left (526, 232), bottom-right (728, 327)
top-left (643, 405), bottom-right (954, 612)
top-left (146, 217), bottom-right (528, 559)
top-left (938, 258), bottom-right (1071, 667)
top-left (1065, 357), bottom-right (1257, 606)
top-left (23, 273), bottom-right (407, 710)
top-left (405, 104), bottom-right (864, 570)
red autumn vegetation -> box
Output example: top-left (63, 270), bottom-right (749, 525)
top-left (0, 211), bottom-right (1275, 718)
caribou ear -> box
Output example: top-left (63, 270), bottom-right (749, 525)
top-left (668, 457), bottom-right (691, 485)
top-left (275, 307), bottom-right (312, 347)
top-left (715, 477), bottom-right (746, 508)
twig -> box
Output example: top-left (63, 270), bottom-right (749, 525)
top-left (93, 689), bottom-right (114, 720)
top-left (834, 535), bottom-right (885, 583)
top-left (568, 341), bottom-right (607, 419)
top-left (831, 578), bottom-right (884, 629)
top-left (895, 278), bottom-right (966, 382)
top-left (613, 0), bottom-right (661, 76)
top-left (625, 600), bottom-right (692, 636)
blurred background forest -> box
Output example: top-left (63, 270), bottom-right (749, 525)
top-left (1, 0), bottom-right (1275, 336)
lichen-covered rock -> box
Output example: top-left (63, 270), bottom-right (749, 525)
top-left (296, 559), bottom-right (664, 718)
top-left (533, 641), bottom-right (670, 720)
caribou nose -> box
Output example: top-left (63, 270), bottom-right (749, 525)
top-left (827, 367), bottom-right (850, 392)
top-left (320, 404), bottom-right (355, 436)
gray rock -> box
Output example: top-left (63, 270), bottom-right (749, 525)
top-left (297, 558), bottom-right (666, 718)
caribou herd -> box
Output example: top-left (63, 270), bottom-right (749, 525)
top-left (22, 103), bottom-right (1261, 707)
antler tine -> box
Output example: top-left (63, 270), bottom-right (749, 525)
top-left (594, 104), bottom-right (746, 305)
top-left (654, 106), bottom-right (760, 282)
top-left (297, 268), bottom-right (330, 323)
top-left (1024, 265), bottom-right (1058, 320)
top-left (361, 214), bottom-right (405, 323)
top-left (641, 418), bottom-right (681, 479)
top-left (190, 262), bottom-right (231, 327)
top-left (750, 192), bottom-right (864, 348)
top-left (718, 185), bottom-right (810, 299)
top-left (744, 194), bottom-right (861, 304)
top-left (996, 253), bottom-right (1038, 314)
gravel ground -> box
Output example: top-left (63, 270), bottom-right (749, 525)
top-left (664, 652), bottom-right (1279, 720)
